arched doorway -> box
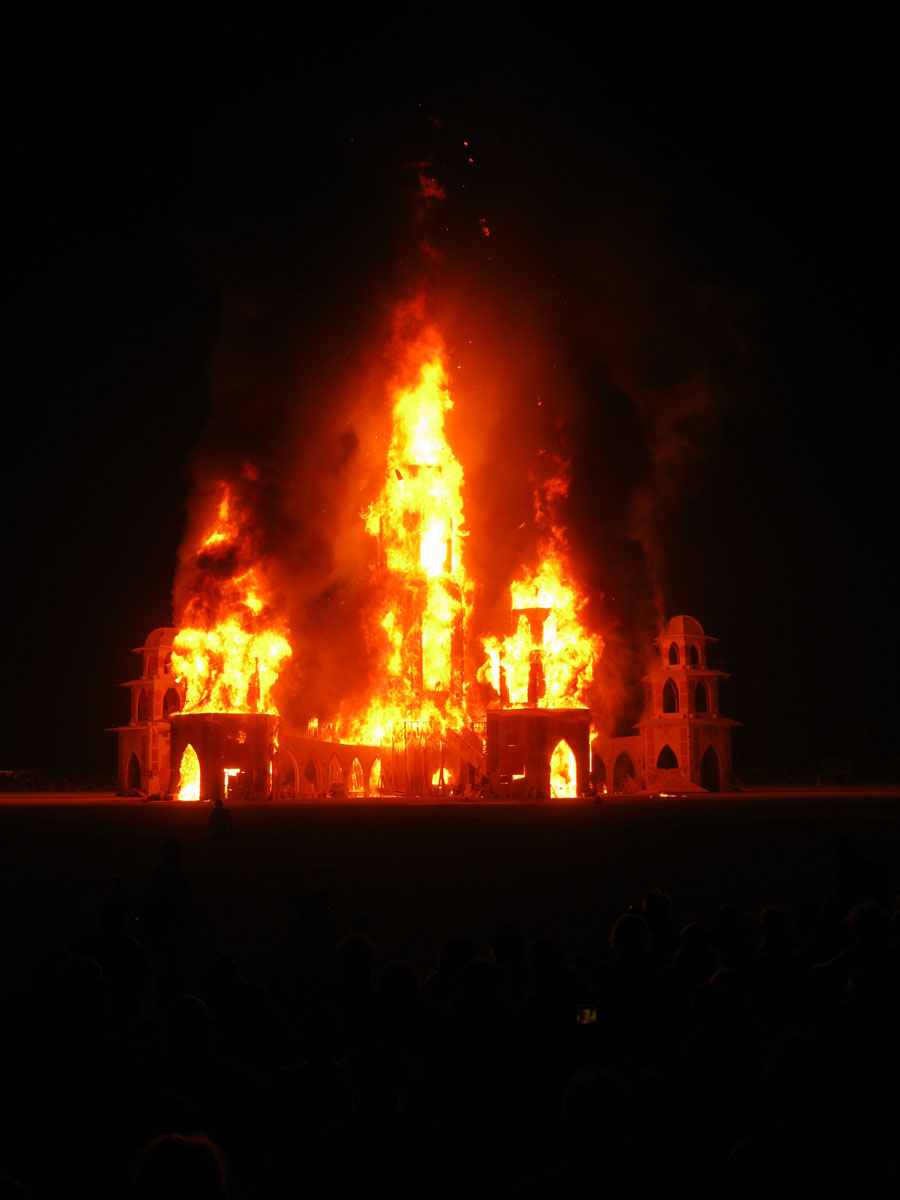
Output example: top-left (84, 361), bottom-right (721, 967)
top-left (280, 751), bottom-right (299, 799)
top-left (126, 752), bottom-right (141, 791)
top-left (550, 739), bottom-right (577, 797)
top-left (613, 752), bottom-right (635, 791)
top-left (369, 757), bottom-right (382, 796)
top-left (177, 744), bottom-right (201, 802)
top-left (657, 744), bottom-right (678, 769)
top-left (304, 756), bottom-right (322, 797)
top-left (431, 765), bottom-right (454, 791)
top-left (163, 688), bottom-right (181, 718)
top-left (137, 689), bottom-right (150, 721)
top-left (592, 757), bottom-right (607, 792)
top-left (327, 756), bottom-right (344, 796)
top-left (701, 745), bottom-right (721, 792)
top-left (694, 681), bottom-right (708, 713)
top-left (348, 758), bottom-right (365, 797)
top-left (689, 644), bottom-right (701, 666)
top-left (663, 679), bottom-right (679, 713)
top-left (668, 643), bottom-right (679, 665)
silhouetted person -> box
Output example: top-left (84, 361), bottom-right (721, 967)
top-left (330, 931), bottom-right (377, 1049)
top-left (710, 904), bottom-right (755, 974)
top-left (643, 889), bottom-right (680, 968)
top-left (374, 960), bottom-right (424, 1055)
top-left (818, 900), bottom-right (900, 1009)
top-left (423, 934), bottom-right (476, 1011)
top-left (834, 836), bottom-right (894, 911)
top-left (672, 922), bottom-right (717, 995)
top-left (132, 1132), bottom-right (232, 1199)
top-left (265, 891), bottom-right (336, 1016)
top-left (0, 1178), bottom-right (33, 1200)
top-left (491, 923), bottom-right (531, 1011)
top-left (209, 799), bottom-right (234, 838)
top-left (589, 912), bottom-right (661, 1066)
top-left (143, 840), bottom-right (196, 1003)
top-left (750, 905), bottom-right (801, 1035)
top-left (94, 874), bottom-right (152, 1024)
top-left (147, 841), bottom-right (194, 932)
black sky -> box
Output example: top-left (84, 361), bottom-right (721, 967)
top-left (2, 17), bottom-right (895, 781)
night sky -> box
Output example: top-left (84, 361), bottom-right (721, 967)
top-left (2, 17), bottom-right (894, 783)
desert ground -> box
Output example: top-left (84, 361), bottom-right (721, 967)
top-left (2, 789), bottom-right (899, 991)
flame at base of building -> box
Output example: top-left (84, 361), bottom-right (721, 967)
top-left (170, 713), bottom-right (280, 804)
top-left (485, 707), bottom-right (591, 799)
top-left (115, 618), bottom-right (737, 800)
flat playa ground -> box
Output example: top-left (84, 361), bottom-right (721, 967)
top-left (2, 789), bottom-right (899, 989)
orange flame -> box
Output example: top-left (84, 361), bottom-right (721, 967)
top-left (340, 309), bottom-right (472, 744)
top-left (550, 739), bottom-right (577, 797)
top-left (479, 535), bottom-right (602, 710)
top-left (177, 743), bottom-right (201, 802)
top-left (172, 473), bottom-right (291, 716)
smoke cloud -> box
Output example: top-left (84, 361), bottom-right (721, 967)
top-left (171, 96), bottom-right (752, 740)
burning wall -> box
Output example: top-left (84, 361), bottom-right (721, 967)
top-left (151, 292), bottom-right (614, 800)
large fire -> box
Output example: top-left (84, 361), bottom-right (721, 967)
top-left (338, 309), bottom-right (473, 744)
top-left (171, 469), bottom-right (292, 799)
top-left (167, 300), bottom-right (605, 801)
top-left (171, 472), bottom-right (292, 717)
top-left (479, 539), bottom-right (603, 710)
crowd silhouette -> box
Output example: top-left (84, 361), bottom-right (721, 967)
top-left (2, 837), bottom-right (899, 1197)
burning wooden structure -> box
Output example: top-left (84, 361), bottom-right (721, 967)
top-left (113, 306), bottom-right (736, 800)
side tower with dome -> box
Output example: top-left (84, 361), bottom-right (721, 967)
top-left (113, 627), bottom-right (184, 796)
top-left (638, 615), bottom-right (738, 791)
top-left (592, 615), bottom-right (739, 793)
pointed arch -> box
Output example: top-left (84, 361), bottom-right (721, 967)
top-left (368, 757), bottom-right (382, 796)
top-left (348, 757), bottom-right (365, 796)
top-left (668, 643), bottom-right (679, 665)
top-left (126, 752), bottom-right (141, 791)
top-left (432, 765), bottom-right (454, 790)
top-left (162, 688), bottom-right (181, 718)
top-left (613, 752), bottom-right (635, 790)
top-left (304, 755), bottom-right (322, 796)
top-left (689, 644), bottom-right (701, 666)
top-left (550, 739), bottom-right (577, 797)
top-left (136, 688), bottom-right (150, 722)
top-left (280, 751), bottom-right (299, 798)
top-left (663, 678), bottom-right (679, 713)
top-left (694, 680), bottom-right (709, 713)
top-left (327, 756), bottom-right (344, 787)
top-left (177, 744), bottom-right (201, 802)
top-left (593, 757), bottom-right (607, 788)
top-left (701, 745), bottom-right (721, 792)
top-left (656, 744), bottom-right (678, 769)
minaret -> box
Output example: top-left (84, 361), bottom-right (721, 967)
top-left (114, 627), bottom-right (184, 795)
top-left (639, 615), bottom-right (739, 791)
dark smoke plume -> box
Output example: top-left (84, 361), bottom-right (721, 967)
top-left (171, 94), bottom-right (752, 739)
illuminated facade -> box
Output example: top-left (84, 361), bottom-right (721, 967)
top-left (116, 615), bottom-right (736, 797)
top-left (592, 615), bottom-right (738, 793)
